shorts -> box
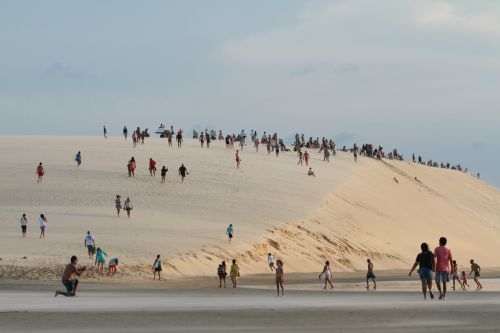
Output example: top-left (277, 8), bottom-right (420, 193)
top-left (474, 272), bottom-right (480, 278)
top-left (21, 225), bottom-right (27, 233)
top-left (87, 245), bottom-right (94, 254)
top-left (228, 234), bottom-right (233, 239)
top-left (269, 263), bottom-right (275, 268)
top-left (419, 267), bottom-right (433, 281)
top-left (154, 267), bottom-right (162, 272)
top-left (367, 272), bottom-right (376, 279)
top-left (62, 279), bottom-right (78, 295)
top-left (40, 226), bottom-right (45, 232)
top-left (435, 271), bottom-right (449, 284)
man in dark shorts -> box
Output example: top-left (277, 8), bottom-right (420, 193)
top-left (55, 256), bottom-right (86, 297)
top-left (178, 164), bottom-right (188, 182)
top-left (469, 259), bottom-right (483, 289)
top-left (409, 242), bottom-right (435, 300)
top-left (84, 231), bottom-right (95, 259)
top-left (366, 259), bottom-right (376, 290)
top-left (226, 224), bottom-right (233, 242)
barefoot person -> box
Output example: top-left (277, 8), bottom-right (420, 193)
top-left (149, 158), bottom-right (157, 176)
top-left (55, 255), bottom-right (87, 297)
top-left (115, 195), bottom-right (122, 216)
top-left (36, 162), bottom-right (45, 183)
top-left (275, 260), bottom-right (284, 296)
top-left (123, 197), bottom-right (133, 218)
top-left (217, 261), bottom-right (227, 288)
top-left (235, 150), bottom-right (241, 169)
top-left (84, 231), bottom-right (95, 259)
top-left (226, 224), bottom-right (234, 242)
top-left (95, 247), bottom-right (107, 273)
top-left (366, 259), bottom-right (377, 290)
top-left (39, 214), bottom-right (47, 239)
top-left (434, 237), bottom-right (453, 300)
top-left (451, 260), bottom-right (462, 291)
top-left (152, 254), bottom-right (162, 280)
top-left (268, 253), bottom-right (275, 271)
top-left (20, 213), bottom-right (28, 238)
top-left (108, 258), bottom-right (119, 276)
top-left (75, 151), bottom-right (81, 167)
top-left (230, 259), bottom-right (240, 288)
top-left (178, 163), bottom-right (189, 182)
top-left (469, 259), bottom-right (483, 289)
top-left (160, 166), bottom-right (168, 183)
top-left (409, 242), bottom-right (435, 300)
top-left (319, 261), bottom-right (333, 289)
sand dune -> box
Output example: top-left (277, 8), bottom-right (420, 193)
top-left (0, 136), bottom-right (498, 280)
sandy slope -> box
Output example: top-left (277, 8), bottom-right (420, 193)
top-left (0, 136), bottom-right (498, 280)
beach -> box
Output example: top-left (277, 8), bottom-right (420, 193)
top-left (1, 274), bottom-right (500, 332)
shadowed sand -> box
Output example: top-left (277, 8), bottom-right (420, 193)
top-left (1, 276), bottom-right (500, 333)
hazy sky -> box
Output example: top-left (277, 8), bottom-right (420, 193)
top-left (1, 1), bottom-right (499, 187)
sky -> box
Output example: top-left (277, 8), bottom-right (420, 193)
top-left (1, 0), bottom-right (499, 188)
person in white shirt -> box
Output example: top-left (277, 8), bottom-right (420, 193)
top-left (20, 213), bottom-right (28, 238)
top-left (84, 231), bottom-right (96, 259)
top-left (39, 214), bottom-right (47, 239)
top-left (268, 253), bottom-right (275, 271)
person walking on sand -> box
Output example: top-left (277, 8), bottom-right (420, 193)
top-left (108, 258), bottom-right (119, 276)
top-left (123, 126), bottom-right (128, 140)
top-left (268, 253), bottom-right (275, 271)
top-left (75, 151), bottom-right (81, 167)
top-left (304, 151), bottom-right (310, 166)
top-left (451, 260), bottom-right (462, 291)
top-left (127, 157), bottom-right (136, 177)
top-left (20, 213), bottom-right (28, 238)
top-left (178, 163), bottom-right (189, 182)
top-left (103, 125), bottom-right (107, 139)
top-left (123, 197), bottom-right (133, 218)
top-left (366, 259), bottom-right (377, 290)
top-left (297, 150), bottom-right (303, 166)
top-left (230, 259), bottom-right (240, 288)
top-left (95, 247), bottom-right (107, 273)
top-left (319, 261), bottom-right (333, 289)
top-left (218, 261), bottom-right (227, 288)
top-left (236, 150), bottom-right (241, 169)
top-left (149, 158), bottom-right (157, 176)
top-left (469, 259), bottom-right (483, 289)
top-left (276, 260), bottom-right (284, 296)
top-left (55, 255), bottom-right (87, 297)
top-left (36, 162), bottom-right (45, 183)
top-left (160, 166), bottom-right (168, 183)
top-left (115, 195), bottom-right (122, 216)
top-left (152, 254), bottom-right (162, 280)
top-left (409, 242), bottom-right (436, 300)
top-left (84, 231), bottom-right (95, 259)
top-left (461, 271), bottom-right (469, 290)
top-left (226, 224), bottom-right (234, 242)
top-left (434, 237), bottom-right (453, 300)
top-left (39, 214), bottom-right (47, 239)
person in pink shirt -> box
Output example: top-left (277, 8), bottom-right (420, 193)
top-left (434, 237), bottom-right (453, 300)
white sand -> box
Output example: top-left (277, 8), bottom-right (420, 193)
top-left (0, 136), bottom-right (499, 280)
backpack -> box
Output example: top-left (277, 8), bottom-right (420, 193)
top-left (217, 264), bottom-right (225, 276)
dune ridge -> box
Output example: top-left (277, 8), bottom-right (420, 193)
top-left (0, 136), bottom-right (498, 280)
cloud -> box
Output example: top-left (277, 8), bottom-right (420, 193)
top-left (413, 2), bottom-right (500, 36)
top-left (43, 62), bottom-right (84, 79)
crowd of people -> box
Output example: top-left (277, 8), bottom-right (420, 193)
top-left (25, 124), bottom-right (484, 297)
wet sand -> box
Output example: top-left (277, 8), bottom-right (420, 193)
top-left (1, 276), bottom-right (499, 332)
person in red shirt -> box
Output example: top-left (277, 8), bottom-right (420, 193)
top-left (149, 158), bottom-right (157, 176)
top-left (434, 237), bottom-right (453, 300)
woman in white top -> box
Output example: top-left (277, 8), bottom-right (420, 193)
top-left (123, 198), bottom-right (133, 218)
top-left (20, 214), bottom-right (28, 238)
top-left (319, 261), bottom-right (333, 289)
top-left (39, 214), bottom-right (47, 239)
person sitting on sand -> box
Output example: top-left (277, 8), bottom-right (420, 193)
top-left (218, 261), bottom-right (227, 288)
top-left (276, 260), bottom-right (284, 296)
top-left (108, 258), bottom-right (119, 276)
top-left (409, 242), bottom-right (435, 300)
top-left (55, 255), bottom-right (86, 297)
top-left (319, 261), bottom-right (333, 289)
top-left (469, 259), bottom-right (483, 289)
top-left (36, 162), bottom-right (45, 183)
top-left (307, 167), bottom-right (316, 177)
top-left (95, 247), bottom-right (107, 273)
top-left (152, 254), bottom-right (162, 280)
top-left (366, 259), bottom-right (377, 290)
top-left (230, 259), bottom-right (240, 288)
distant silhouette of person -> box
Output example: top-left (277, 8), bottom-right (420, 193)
top-left (36, 162), bottom-right (45, 183)
top-left (75, 151), bottom-right (81, 167)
